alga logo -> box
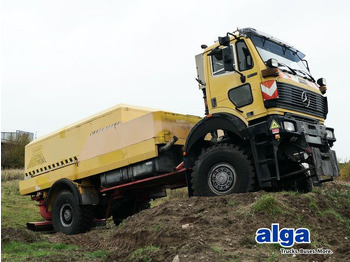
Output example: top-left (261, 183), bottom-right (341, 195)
top-left (255, 223), bottom-right (310, 248)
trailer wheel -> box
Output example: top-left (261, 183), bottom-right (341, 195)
top-left (52, 191), bottom-right (93, 235)
top-left (191, 143), bottom-right (255, 196)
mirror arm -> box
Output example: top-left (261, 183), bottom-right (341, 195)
top-left (217, 33), bottom-right (245, 83)
top-left (226, 32), bottom-right (239, 40)
top-left (224, 33), bottom-right (244, 82)
top-left (234, 69), bottom-right (246, 83)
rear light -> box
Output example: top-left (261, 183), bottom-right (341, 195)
top-left (260, 80), bottom-right (279, 100)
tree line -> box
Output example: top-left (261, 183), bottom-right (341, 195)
top-left (1, 134), bottom-right (30, 169)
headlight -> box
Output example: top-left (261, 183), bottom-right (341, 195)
top-left (326, 129), bottom-right (334, 139)
top-left (283, 121), bottom-right (295, 132)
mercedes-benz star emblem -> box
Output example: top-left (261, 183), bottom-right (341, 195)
top-left (301, 91), bottom-right (310, 107)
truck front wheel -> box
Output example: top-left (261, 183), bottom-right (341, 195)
top-left (52, 191), bottom-right (93, 235)
top-left (191, 143), bottom-right (255, 196)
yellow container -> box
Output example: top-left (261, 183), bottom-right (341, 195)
top-left (19, 104), bottom-right (201, 195)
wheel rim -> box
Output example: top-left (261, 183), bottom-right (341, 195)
top-left (60, 204), bottom-right (73, 227)
top-left (208, 163), bottom-right (236, 195)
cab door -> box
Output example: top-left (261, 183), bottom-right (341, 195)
top-left (206, 39), bottom-right (260, 122)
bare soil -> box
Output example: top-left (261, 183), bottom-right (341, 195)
top-left (2, 182), bottom-right (350, 261)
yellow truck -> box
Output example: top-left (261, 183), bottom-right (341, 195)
top-left (20, 28), bottom-right (339, 235)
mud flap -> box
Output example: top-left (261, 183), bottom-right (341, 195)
top-left (27, 221), bottom-right (54, 232)
top-left (311, 148), bottom-right (339, 182)
top-left (27, 219), bottom-right (106, 232)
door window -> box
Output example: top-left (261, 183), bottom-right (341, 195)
top-left (236, 40), bottom-right (253, 71)
top-left (211, 46), bottom-right (235, 76)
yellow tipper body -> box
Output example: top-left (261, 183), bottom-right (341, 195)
top-left (19, 104), bottom-right (201, 195)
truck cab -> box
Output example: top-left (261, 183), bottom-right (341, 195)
top-left (187, 28), bottom-right (338, 195)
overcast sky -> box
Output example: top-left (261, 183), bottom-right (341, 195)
top-left (1, 0), bottom-right (350, 160)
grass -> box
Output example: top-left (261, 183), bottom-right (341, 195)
top-left (252, 194), bottom-right (283, 217)
top-left (2, 241), bottom-right (79, 261)
top-left (325, 186), bottom-right (350, 206)
top-left (228, 200), bottom-right (235, 206)
top-left (85, 250), bottom-right (109, 259)
top-left (320, 208), bottom-right (350, 232)
top-left (151, 188), bottom-right (187, 207)
top-left (131, 246), bottom-right (160, 262)
top-left (1, 169), bottom-right (110, 262)
top-left (2, 241), bottom-right (109, 262)
top-left (266, 250), bottom-right (279, 262)
top-left (1, 173), bottom-right (42, 229)
top-left (303, 194), bottom-right (319, 210)
top-left (224, 257), bottom-right (240, 262)
top-left (152, 224), bottom-right (162, 232)
top-left (1, 169), bottom-right (24, 181)
top-left (339, 161), bottom-right (350, 180)
top-left (211, 245), bottom-right (224, 255)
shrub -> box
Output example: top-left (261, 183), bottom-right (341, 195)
top-left (339, 161), bottom-right (350, 181)
top-left (1, 133), bottom-right (30, 169)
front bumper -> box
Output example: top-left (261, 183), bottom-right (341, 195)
top-left (248, 115), bottom-right (339, 185)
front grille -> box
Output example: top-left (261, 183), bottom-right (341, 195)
top-left (268, 83), bottom-right (328, 119)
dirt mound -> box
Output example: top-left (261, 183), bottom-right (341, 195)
top-left (46, 181), bottom-right (350, 261)
top-left (1, 228), bottom-right (41, 245)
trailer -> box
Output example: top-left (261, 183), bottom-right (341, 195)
top-left (20, 104), bottom-right (201, 234)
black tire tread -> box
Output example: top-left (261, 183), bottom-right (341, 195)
top-left (52, 190), bottom-right (94, 235)
top-left (78, 205), bottom-right (94, 233)
top-left (190, 143), bottom-right (256, 196)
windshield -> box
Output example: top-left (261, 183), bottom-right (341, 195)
top-left (250, 35), bottom-right (310, 75)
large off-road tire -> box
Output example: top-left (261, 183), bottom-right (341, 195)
top-left (52, 191), bottom-right (94, 235)
top-left (271, 163), bottom-right (313, 193)
top-left (191, 143), bottom-right (256, 196)
top-left (295, 176), bottom-right (313, 193)
top-left (294, 170), bottom-right (313, 193)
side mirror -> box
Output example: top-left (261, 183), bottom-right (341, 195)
top-left (222, 46), bottom-right (234, 72)
top-left (317, 78), bottom-right (326, 86)
top-left (215, 34), bottom-right (246, 83)
top-left (218, 36), bottom-right (231, 46)
top-left (317, 78), bottom-right (327, 94)
top-left (266, 58), bottom-right (278, 68)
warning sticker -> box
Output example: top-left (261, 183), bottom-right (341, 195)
top-left (270, 119), bottom-right (280, 130)
top-left (272, 128), bottom-right (280, 134)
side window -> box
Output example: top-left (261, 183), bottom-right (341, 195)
top-left (211, 46), bottom-right (235, 76)
top-left (236, 40), bottom-right (253, 71)
top-left (228, 84), bottom-right (253, 107)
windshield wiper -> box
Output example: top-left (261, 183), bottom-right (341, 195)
top-left (293, 69), bottom-right (316, 83)
top-left (277, 62), bottom-right (297, 75)
top-left (292, 50), bottom-right (311, 73)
